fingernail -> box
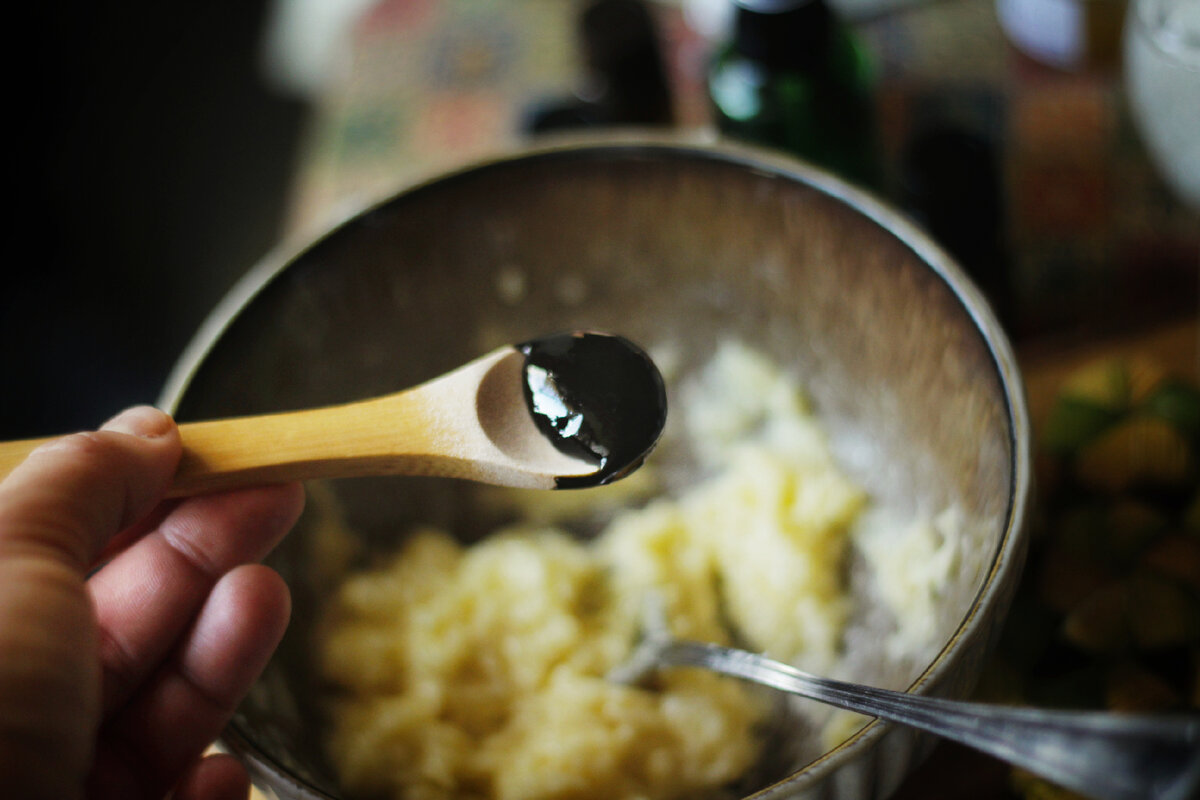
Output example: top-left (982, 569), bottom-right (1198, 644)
top-left (102, 406), bottom-right (174, 438)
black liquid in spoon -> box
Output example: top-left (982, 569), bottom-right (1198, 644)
top-left (518, 331), bottom-right (667, 489)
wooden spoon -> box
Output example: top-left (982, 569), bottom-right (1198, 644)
top-left (0, 331), bottom-right (667, 496)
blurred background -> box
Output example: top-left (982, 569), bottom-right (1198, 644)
top-left (8, 0), bottom-right (1197, 440)
top-left (10, 0), bottom-right (308, 438)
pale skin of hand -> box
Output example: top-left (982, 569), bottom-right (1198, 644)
top-left (0, 406), bottom-right (306, 800)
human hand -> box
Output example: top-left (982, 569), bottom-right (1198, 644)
top-left (0, 406), bottom-right (305, 800)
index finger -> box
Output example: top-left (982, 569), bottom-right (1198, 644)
top-left (0, 406), bottom-right (184, 797)
top-left (0, 406), bottom-right (183, 572)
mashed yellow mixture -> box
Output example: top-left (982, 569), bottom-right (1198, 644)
top-left (317, 342), bottom-right (872, 800)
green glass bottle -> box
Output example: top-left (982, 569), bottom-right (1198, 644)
top-left (708, 0), bottom-right (881, 189)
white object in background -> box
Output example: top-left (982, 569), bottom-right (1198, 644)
top-left (996, 0), bottom-right (1089, 68)
top-left (1124, 0), bottom-right (1200, 210)
top-left (260, 0), bottom-right (377, 97)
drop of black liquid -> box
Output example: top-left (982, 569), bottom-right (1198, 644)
top-left (518, 331), bottom-right (667, 489)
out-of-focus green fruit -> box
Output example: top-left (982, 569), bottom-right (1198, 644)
top-left (1010, 768), bottom-right (1090, 800)
top-left (1062, 580), bottom-right (1130, 653)
top-left (1124, 358), bottom-right (1169, 406)
top-left (1043, 397), bottom-right (1121, 454)
top-left (1144, 378), bottom-right (1200, 443)
top-left (1186, 493), bottom-right (1200, 536)
top-left (1037, 542), bottom-right (1112, 613)
top-left (1060, 359), bottom-right (1131, 410)
top-left (985, 360), bottom-right (1200, 795)
top-left (1101, 500), bottom-right (1168, 564)
top-left (1126, 571), bottom-right (1200, 649)
top-left (1105, 660), bottom-right (1182, 712)
top-left (1142, 535), bottom-right (1200, 592)
top-left (1074, 418), bottom-right (1193, 493)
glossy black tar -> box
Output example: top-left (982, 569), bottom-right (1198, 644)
top-left (518, 331), bottom-right (667, 489)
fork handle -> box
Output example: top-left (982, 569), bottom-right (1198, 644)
top-left (657, 640), bottom-right (1200, 800)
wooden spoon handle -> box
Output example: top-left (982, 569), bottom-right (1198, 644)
top-left (0, 437), bottom-right (58, 482)
top-left (0, 346), bottom-right (592, 496)
top-left (170, 347), bottom-right (587, 493)
top-left (0, 395), bottom-right (437, 496)
top-left (169, 397), bottom-right (436, 496)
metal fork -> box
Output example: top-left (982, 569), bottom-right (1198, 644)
top-left (610, 601), bottom-right (1200, 800)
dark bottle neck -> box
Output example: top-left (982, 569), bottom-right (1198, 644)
top-left (580, 0), bottom-right (673, 124)
top-left (731, 0), bottom-right (835, 71)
